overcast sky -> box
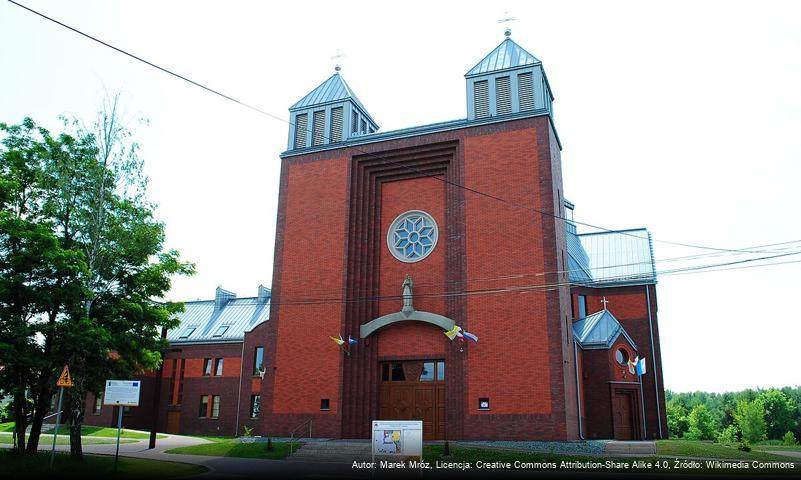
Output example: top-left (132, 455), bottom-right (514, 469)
top-left (2, 0), bottom-right (799, 394)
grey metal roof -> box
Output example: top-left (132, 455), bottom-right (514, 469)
top-left (466, 38), bottom-right (541, 77)
top-left (290, 73), bottom-right (372, 116)
top-left (567, 226), bottom-right (656, 287)
top-left (573, 309), bottom-right (637, 350)
top-left (167, 289), bottom-right (270, 345)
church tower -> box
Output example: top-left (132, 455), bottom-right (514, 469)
top-left (287, 67), bottom-right (378, 150)
top-left (264, 32), bottom-right (579, 442)
top-left (465, 29), bottom-right (555, 120)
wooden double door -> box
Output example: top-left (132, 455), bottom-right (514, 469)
top-left (379, 361), bottom-right (446, 440)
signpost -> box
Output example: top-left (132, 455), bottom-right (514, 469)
top-left (50, 365), bottom-right (73, 470)
top-left (103, 380), bottom-right (141, 472)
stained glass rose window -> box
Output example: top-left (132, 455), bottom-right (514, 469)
top-left (387, 210), bottom-right (439, 263)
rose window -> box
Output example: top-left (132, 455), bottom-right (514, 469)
top-left (387, 211), bottom-right (439, 263)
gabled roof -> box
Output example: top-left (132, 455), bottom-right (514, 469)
top-left (573, 309), bottom-right (637, 350)
top-left (167, 296), bottom-right (270, 344)
top-left (567, 226), bottom-right (656, 287)
top-left (466, 38), bottom-right (541, 77)
top-left (290, 73), bottom-right (371, 115)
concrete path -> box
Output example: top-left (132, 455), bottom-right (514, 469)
top-left (764, 449), bottom-right (801, 460)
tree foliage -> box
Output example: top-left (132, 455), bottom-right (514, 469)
top-left (666, 387), bottom-right (801, 442)
top-left (0, 101), bottom-right (193, 458)
top-left (685, 404), bottom-right (717, 441)
top-left (735, 399), bottom-right (767, 444)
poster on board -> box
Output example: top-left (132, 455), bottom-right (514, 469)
top-left (371, 420), bottom-right (423, 458)
top-left (103, 380), bottom-right (141, 406)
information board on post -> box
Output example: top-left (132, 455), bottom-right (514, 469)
top-left (371, 420), bottom-right (423, 458)
top-left (103, 380), bottom-right (141, 406)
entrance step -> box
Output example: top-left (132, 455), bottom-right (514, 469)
top-left (287, 440), bottom-right (373, 463)
top-left (605, 440), bottom-right (656, 455)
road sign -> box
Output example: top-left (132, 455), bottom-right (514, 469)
top-left (56, 365), bottom-right (73, 388)
top-left (103, 380), bottom-right (141, 406)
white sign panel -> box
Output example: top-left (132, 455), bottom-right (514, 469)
top-left (103, 380), bottom-right (141, 406)
top-left (371, 420), bottom-right (423, 457)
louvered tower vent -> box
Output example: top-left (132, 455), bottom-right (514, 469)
top-left (287, 66), bottom-right (378, 151)
top-left (465, 30), bottom-right (554, 121)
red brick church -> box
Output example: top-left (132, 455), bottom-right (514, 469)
top-left (86, 32), bottom-right (667, 441)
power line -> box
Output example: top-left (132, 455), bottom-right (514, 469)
top-left (9, 0), bottom-right (799, 256)
top-left (184, 249), bottom-right (801, 308)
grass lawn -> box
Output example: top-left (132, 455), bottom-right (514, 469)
top-left (0, 433), bottom-right (136, 445)
top-left (166, 438), bottom-right (294, 459)
top-left (0, 422), bottom-right (15, 432)
top-left (753, 444), bottom-right (801, 452)
top-left (46, 425), bottom-right (166, 439)
top-left (0, 450), bottom-right (206, 478)
top-left (656, 440), bottom-right (793, 461)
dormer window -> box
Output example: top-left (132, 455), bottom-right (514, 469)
top-left (179, 326), bottom-right (197, 339)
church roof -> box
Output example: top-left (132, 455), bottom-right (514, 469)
top-left (290, 73), bottom-right (371, 115)
top-left (573, 309), bottom-right (637, 350)
top-left (567, 227), bottom-right (656, 287)
top-left (167, 287), bottom-right (270, 344)
top-left (465, 37), bottom-right (541, 77)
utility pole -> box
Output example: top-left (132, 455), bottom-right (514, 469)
top-left (148, 327), bottom-right (167, 449)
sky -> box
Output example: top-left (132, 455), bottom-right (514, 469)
top-left (1, 0), bottom-right (799, 394)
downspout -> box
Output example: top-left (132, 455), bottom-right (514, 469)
top-left (234, 339), bottom-right (246, 437)
top-left (573, 340), bottom-right (585, 439)
top-left (646, 285), bottom-right (663, 438)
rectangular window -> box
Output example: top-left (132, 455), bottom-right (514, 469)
top-left (436, 361), bottom-right (445, 381)
top-left (360, 119), bottom-right (367, 134)
top-left (203, 358), bottom-right (212, 376)
top-left (351, 110), bottom-right (359, 134)
top-left (93, 393), bottom-right (102, 414)
top-left (199, 395), bottom-right (209, 417)
top-left (578, 295), bottom-right (587, 318)
top-left (311, 110), bottom-right (325, 146)
top-left (320, 398), bottom-right (330, 411)
top-left (213, 325), bottom-right (229, 338)
top-left (253, 347), bottom-right (264, 376)
top-left (169, 359), bottom-right (178, 405)
top-left (518, 72), bottom-right (534, 111)
top-left (330, 107), bottom-right (343, 143)
top-left (250, 395), bottom-right (261, 418)
top-left (211, 395), bottom-right (220, 418)
top-left (496, 76), bottom-right (512, 115)
top-left (177, 359), bottom-right (185, 405)
top-left (294, 113), bottom-right (307, 149)
top-left (473, 80), bottom-right (489, 118)
top-left (419, 362), bottom-right (435, 381)
top-left (214, 358), bottom-right (224, 377)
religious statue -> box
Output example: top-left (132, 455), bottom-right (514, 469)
top-left (401, 274), bottom-right (414, 314)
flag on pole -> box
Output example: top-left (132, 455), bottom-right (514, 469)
top-left (444, 325), bottom-right (461, 340)
top-left (462, 331), bottom-right (479, 343)
top-left (348, 336), bottom-right (358, 347)
top-left (636, 357), bottom-right (647, 376)
top-left (330, 335), bottom-right (345, 346)
top-left (627, 356), bottom-right (637, 375)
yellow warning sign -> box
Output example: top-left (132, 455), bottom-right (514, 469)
top-left (56, 365), bottom-right (73, 388)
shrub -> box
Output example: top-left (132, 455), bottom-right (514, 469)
top-left (242, 425), bottom-right (253, 437)
top-left (783, 431), bottom-right (798, 446)
top-left (738, 439), bottom-right (751, 452)
top-left (716, 425), bottom-right (738, 446)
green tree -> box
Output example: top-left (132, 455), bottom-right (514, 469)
top-left (758, 390), bottom-right (797, 440)
top-left (666, 401), bottom-right (689, 438)
top-left (686, 404), bottom-right (717, 440)
top-left (735, 399), bottom-right (767, 444)
top-left (0, 105), bottom-right (193, 458)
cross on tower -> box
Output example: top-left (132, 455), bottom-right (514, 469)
top-left (330, 51), bottom-right (346, 72)
top-left (601, 297), bottom-right (609, 310)
top-left (497, 11), bottom-right (517, 37)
